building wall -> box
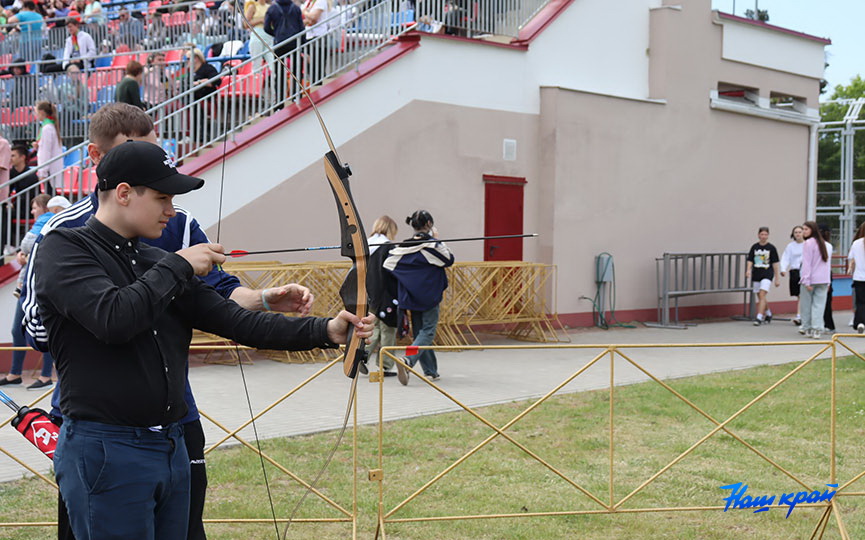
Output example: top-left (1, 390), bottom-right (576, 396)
top-left (192, 0), bottom-right (826, 324)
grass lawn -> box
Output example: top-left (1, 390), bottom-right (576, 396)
top-left (2, 355), bottom-right (865, 539)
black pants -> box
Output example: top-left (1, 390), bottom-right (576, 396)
top-left (824, 281), bottom-right (835, 331)
top-left (854, 281), bottom-right (865, 328)
top-left (57, 418), bottom-right (208, 540)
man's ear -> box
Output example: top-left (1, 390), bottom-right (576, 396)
top-left (86, 143), bottom-right (101, 165)
top-left (115, 183), bottom-right (133, 206)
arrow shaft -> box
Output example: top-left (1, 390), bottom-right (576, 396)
top-left (228, 233), bottom-right (537, 258)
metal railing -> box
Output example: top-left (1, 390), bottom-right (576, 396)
top-left (149, 0), bottom-right (419, 162)
top-left (412, 0), bottom-right (550, 38)
top-left (648, 252), bottom-right (753, 329)
top-left (0, 0), bottom-right (556, 251)
top-left (0, 47), bottom-right (193, 144)
top-left (0, 0), bottom-right (247, 62)
top-left (4, 338), bottom-right (865, 538)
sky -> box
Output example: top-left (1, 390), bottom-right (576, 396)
top-left (711, 0), bottom-right (863, 95)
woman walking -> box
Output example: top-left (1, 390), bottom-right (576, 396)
top-left (385, 210), bottom-right (455, 384)
top-left (363, 215), bottom-right (400, 376)
top-left (799, 221), bottom-right (831, 339)
top-left (780, 225), bottom-right (804, 325)
top-left (847, 222), bottom-right (865, 333)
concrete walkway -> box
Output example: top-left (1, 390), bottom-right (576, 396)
top-left (1, 312), bottom-right (862, 483)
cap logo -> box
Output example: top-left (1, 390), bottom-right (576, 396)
top-left (162, 149), bottom-right (176, 169)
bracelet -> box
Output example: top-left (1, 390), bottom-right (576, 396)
top-left (261, 289), bottom-right (272, 312)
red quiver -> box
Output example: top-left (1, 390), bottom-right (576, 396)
top-left (11, 407), bottom-right (59, 460)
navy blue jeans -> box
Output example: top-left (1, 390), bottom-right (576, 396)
top-left (10, 297), bottom-right (53, 378)
top-left (54, 418), bottom-right (190, 540)
top-left (408, 306), bottom-right (440, 377)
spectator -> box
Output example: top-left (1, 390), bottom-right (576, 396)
top-left (115, 59), bottom-right (145, 109)
top-left (799, 221), bottom-right (831, 339)
top-left (144, 10), bottom-right (169, 48)
top-left (780, 225), bottom-right (804, 325)
top-left (385, 210), bottom-right (454, 384)
top-left (115, 7), bottom-right (145, 49)
top-left (9, 144), bottom-right (37, 193)
top-left (191, 48), bottom-right (220, 143)
top-left (819, 224), bottom-right (835, 333)
top-left (0, 134), bottom-right (10, 202)
top-left (7, 1), bottom-right (43, 62)
top-left (302, 0), bottom-right (332, 84)
top-left (245, 0), bottom-right (273, 73)
top-left (264, 0), bottom-right (304, 102)
top-left (847, 222), bottom-right (865, 334)
top-left (142, 51), bottom-right (168, 109)
top-left (6, 59), bottom-right (32, 112)
top-left (33, 100), bottom-right (63, 193)
top-left (2, 194), bottom-right (58, 391)
top-left (84, 0), bottom-right (104, 23)
top-left (57, 63), bottom-right (89, 122)
top-left (191, 47), bottom-right (220, 100)
top-left (362, 215), bottom-right (399, 376)
top-left (62, 17), bottom-right (97, 70)
top-left (745, 226), bottom-right (780, 326)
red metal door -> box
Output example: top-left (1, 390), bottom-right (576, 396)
top-left (483, 175), bottom-right (526, 261)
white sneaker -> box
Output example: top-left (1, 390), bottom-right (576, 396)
top-left (798, 327), bottom-right (806, 335)
top-left (858, 323), bottom-right (865, 334)
top-left (812, 330), bottom-right (822, 340)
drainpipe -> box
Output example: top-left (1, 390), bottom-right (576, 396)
top-left (806, 123), bottom-right (818, 221)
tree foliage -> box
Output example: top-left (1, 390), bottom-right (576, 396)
top-left (818, 76), bottom-right (865, 184)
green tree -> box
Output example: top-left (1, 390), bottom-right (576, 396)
top-left (819, 75), bottom-right (865, 182)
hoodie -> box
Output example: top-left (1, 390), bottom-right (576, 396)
top-left (383, 233), bottom-right (455, 311)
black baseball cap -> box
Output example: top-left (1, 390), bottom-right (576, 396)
top-left (96, 140), bottom-right (204, 195)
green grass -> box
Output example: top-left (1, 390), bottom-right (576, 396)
top-left (4, 356), bottom-right (865, 539)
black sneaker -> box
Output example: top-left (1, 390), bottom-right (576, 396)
top-left (765, 314), bottom-right (772, 324)
top-left (753, 319), bottom-right (762, 326)
top-left (0, 377), bottom-right (22, 386)
top-left (358, 361), bottom-right (368, 375)
top-left (382, 371), bottom-right (397, 377)
top-left (27, 379), bottom-right (53, 391)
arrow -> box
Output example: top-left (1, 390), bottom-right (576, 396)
top-left (226, 233), bottom-right (538, 258)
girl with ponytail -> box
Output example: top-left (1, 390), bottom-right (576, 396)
top-left (799, 221), bottom-right (831, 339)
top-left (34, 101), bottom-right (63, 194)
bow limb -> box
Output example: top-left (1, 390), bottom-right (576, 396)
top-left (324, 152), bottom-right (370, 378)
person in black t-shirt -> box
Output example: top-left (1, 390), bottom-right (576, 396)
top-left (745, 226), bottom-right (781, 325)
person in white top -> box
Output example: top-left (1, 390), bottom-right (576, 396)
top-left (62, 18), bottom-right (97, 70)
top-left (303, 0), bottom-right (333, 84)
top-left (847, 222), bottom-right (865, 333)
top-left (780, 225), bottom-right (804, 325)
top-left (33, 101), bottom-right (63, 193)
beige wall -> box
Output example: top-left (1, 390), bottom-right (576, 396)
top-left (209, 0), bottom-right (824, 322)
top-left (212, 101), bottom-right (542, 267)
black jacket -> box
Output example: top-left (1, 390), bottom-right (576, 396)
top-left (367, 245), bottom-right (399, 327)
top-left (264, 0), bottom-right (305, 45)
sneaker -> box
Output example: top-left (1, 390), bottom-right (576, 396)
top-left (753, 319), bottom-right (762, 326)
top-left (381, 371), bottom-right (397, 377)
top-left (812, 331), bottom-right (822, 340)
top-left (858, 323), bottom-right (865, 334)
top-left (765, 313), bottom-right (773, 324)
top-left (0, 376), bottom-right (22, 386)
top-left (426, 374), bottom-right (441, 382)
top-left (358, 361), bottom-right (368, 376)
top-left (793, 318), bottom-right (802, 326)
top-left (798, 327), bottom-right (806, 335)
top-left (396, 358), bottom-right (409, 386)
top-left (27, 379), bottom-right (53, 391)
